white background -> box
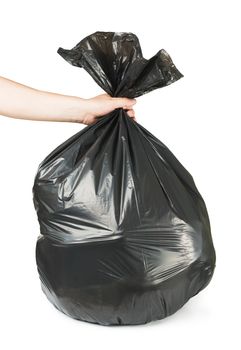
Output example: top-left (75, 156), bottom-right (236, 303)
top-left (0, 1), bottom-right (240, 349)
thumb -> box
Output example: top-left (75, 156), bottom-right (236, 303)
top-left (112, 97), bottom-right (136, 109)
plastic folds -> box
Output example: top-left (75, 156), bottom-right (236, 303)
top-left (33, 31), bottom-right (216, 325)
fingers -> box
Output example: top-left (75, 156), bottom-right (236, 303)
top-left (113, 97), bottom-right (136, 109)
top-left (105, 96), bottom-right (137, 121)
top-left (126, 108), bottom-right (136, 122)
top-left (126, 108), bottom-right (134, 117)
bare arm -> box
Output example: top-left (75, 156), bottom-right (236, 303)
top-left (0, 76), bottom-right (136, 125)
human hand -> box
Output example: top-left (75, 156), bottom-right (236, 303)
top-left (80, 93), bottom-right (137, 125)
top-left (0, 76), bottom-right (137, 124)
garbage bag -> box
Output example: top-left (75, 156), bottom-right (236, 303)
top-left (33, 31), bottom-right (216, 326)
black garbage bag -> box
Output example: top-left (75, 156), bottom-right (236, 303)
top-left (33, 31), bottom-right (216, 326)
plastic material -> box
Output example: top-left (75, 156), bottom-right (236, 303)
top-left (33, 31), bottom-right (216, 326)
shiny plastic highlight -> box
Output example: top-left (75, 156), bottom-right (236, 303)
top-left (33, 31), bottom-right (216, 326)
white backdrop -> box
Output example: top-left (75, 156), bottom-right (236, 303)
top-left (0, 1), bottom-right (240, 349)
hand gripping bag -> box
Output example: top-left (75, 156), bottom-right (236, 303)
top-left (33, 31), bottom-right (216, 326)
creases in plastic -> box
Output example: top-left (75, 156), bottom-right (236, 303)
top-left (33, 31), bottom-right (216, 326)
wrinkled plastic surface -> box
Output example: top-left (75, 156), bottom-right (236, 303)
top-left (33, 31), bottom-right (216, 326)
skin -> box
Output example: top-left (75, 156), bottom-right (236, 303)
top-left (0, 76), bottom-right (136, 125)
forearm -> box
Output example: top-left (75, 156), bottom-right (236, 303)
top-left (0, 76), bottom-right (87, 122)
